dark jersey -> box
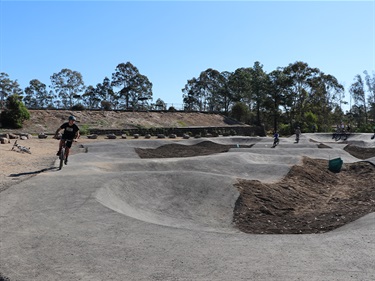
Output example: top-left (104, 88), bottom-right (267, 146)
top-left (60, 122), bottom-right (79, 140)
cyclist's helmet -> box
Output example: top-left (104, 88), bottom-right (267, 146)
top-left (68, 115), bottom-right (76, 121)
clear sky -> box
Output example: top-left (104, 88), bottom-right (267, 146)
top-left (1, 0), bottom-right (374, 111)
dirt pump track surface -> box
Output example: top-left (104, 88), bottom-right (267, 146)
top-left (136, 140), bottom-right (375, 234)
top-left (2, 137), bottom-right (374, 235)
top-left (0, 132), bottom-right (375, 281)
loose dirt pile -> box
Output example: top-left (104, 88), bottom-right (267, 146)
top-left (136, 141), bottom-right (375, 234)
top-left (234, 157), bottom-right (374, 234)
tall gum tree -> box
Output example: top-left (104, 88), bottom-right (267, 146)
top-left (111, 62), bottom-right (153, 110)
top-left (364, 71), bottom-right (375, 123)
top-left (24, 79), bottom-right (51, 109)
top-left (282, 61), bottom-right (320, 131)
top-left (50, 69), bottom-right (85, 109)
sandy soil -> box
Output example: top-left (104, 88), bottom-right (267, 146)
top-left (0, 136), bottom-right (100, 192)
top-left (1, 136), bottom-right (375, 234)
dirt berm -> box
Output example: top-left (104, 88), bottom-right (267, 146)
top-left (14, 110), bottom-right (244, 134)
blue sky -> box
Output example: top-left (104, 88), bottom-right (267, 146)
top-left (1, 0), bottom-right (374, 111)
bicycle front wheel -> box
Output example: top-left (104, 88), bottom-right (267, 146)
top-left (59, 148), bottom-right (65, 170)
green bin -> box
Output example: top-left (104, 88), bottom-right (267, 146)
top-left (328, 157), bottom-right (343, 173)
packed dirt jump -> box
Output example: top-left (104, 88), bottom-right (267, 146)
top-left (0, 132), bottom-right (374, 280)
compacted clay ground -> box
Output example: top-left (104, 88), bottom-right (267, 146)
top-left (136, 141), bottom-right (375, 234)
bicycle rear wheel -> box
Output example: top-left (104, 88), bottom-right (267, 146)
top-left (59, 147), bottom-right (65, 170)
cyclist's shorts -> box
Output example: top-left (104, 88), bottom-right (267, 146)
top-left (62, 139), bottom-right (73, 148)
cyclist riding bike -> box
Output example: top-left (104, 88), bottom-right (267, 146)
top-left (55, 115), bottom-right (80, 165)
top-left (295, 126), bottom-right (301, 143)
top-left (272, 131), bottom-right (279, 147)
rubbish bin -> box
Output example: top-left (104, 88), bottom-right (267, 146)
top-left (328, 157), bottom-right (343, 173)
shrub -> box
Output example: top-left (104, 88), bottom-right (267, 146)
top-left (0, 94), bottom-right (30, 129)
top-left (72, 103), bottom-right (85, 110)
top-left (79, 124), bottom-right (90, 135)
top-left (101, 101), bottom-right (112, 110)
top-left (278, 123), bottom-right (291, 136)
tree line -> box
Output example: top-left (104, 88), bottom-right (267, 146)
top-left (0, 61), bottom-right (374, 133)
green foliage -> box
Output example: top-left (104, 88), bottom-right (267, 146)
top-left (1, 61), bottom-right (373, 134)
top-left (50, 68), bottom-right (85, 109)
top-left (177, 120), bottom-right (186, 127)
top-left (23, 79), bottom-right (51, 109)
top-left (0, 73), bottom-right (23, 108)
top-left (79, 124), bottom-right (90, 135)
top-left (111, 62), bottom-right (153, 110)
top-left (303, 111), bottom-right (318, 132)
top-left (230, 102), bottom-right (249, 123)
top-left (278, 123), bottom-right (291, 136)
top-left (356, 123), bottom-right (374, 133)
top-left (0, 94), bottom-right (30, 128)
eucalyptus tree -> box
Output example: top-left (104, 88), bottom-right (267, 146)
top-left (218, 71), bottom-right (233, 114)
top-left (350, 74), bottom-right (368, 127)
top-left (281, 61), bottom-right (320, 130)
top-left (24, 79), bottom-right (51, 109)
top-left (154, 98), bottom-right (167, 110)
top-left (111, 62), bottom-right (153, 110)
top-left (182, 77), bottom-right (203, 111)
top-left (307, 73), bottom-right (344, 131)
top-left (132, 73), bottom-right (153, 110)
top-left (248, 61), bottom-right (268, 126)
top-left (230, 102), bottom-right (250, 123)
top-left (198, 68), bottom-right (226, 112)
top-left (50, 69), bottom-right (85, 109)
top-left (364, 70), bottom-right (375, 122)
top-left (95, 77), bottom-right (115, 109)
top-left (0, 72), bottom-right (23, 109)
top-left (82, 85), bottom-right (101, 109)
top-left (227, 67), bottom-right (252, 105)
top-left (266, 69), bottom-right (291, 132)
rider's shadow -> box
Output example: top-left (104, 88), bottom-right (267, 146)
top-left (9, 167), bottom-right (58, 177)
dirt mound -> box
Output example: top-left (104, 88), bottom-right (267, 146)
top-left (234, 158), bottom-right (374, 234)
top-left (344, 144), bottom-right (375, 159)
top-left (135, 141), bottom-right (253, 158)
top-left (135, 142), bottom-right (375, 234)
top-left (11, 110), bottom-right (241, 134)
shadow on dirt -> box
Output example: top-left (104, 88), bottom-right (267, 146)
top-left (9, 167), bottom-right (57, 177)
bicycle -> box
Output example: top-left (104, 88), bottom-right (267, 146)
top-left (295, 134), bottom-right (300, 143)
top-left (56, 138), bottom-right (76, 170)
top-left (11, 140), bottom-right (31, 154)
top-left (58, 140), bottom-right (67, 170)
top-left (272, 138), bottom-right (279, 148)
